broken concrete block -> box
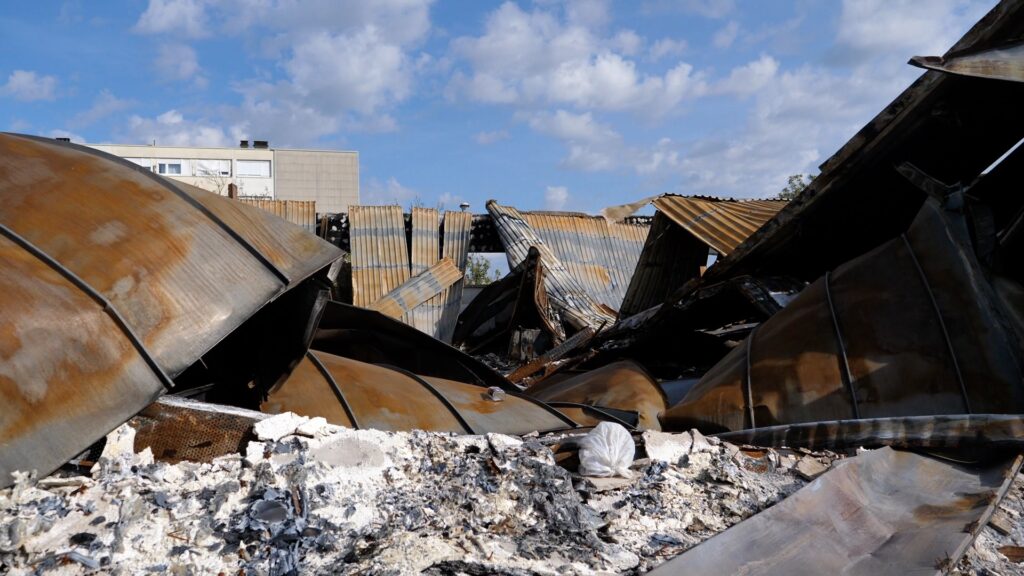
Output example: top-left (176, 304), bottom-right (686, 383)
top-left (794, 456), bottom-right (829, 481)
top-left (643, 431), bottom-right (692, 464)
top-left (295, 416), bottom-right (329, 437)
top-left (254, 412), bottom-right (310, 442)
top-left (689, 429), bottom-right (714, 453)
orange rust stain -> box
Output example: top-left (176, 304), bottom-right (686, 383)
top-left (912, 491), bottom-right (995, 521)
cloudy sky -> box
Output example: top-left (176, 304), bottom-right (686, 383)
top-left (0, 0), bottom-right (997, 213)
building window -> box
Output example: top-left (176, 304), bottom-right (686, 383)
top-left (158, 162), bottom-right (182, 175)
top-left (194, 159), bottom-right (231, 177)
top-left (236, 159), bottom-right (271, 178)
top-left (124, 158), bottom-right (153, 171)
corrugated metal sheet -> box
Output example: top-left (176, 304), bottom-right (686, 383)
top-left (439, 211), bottom-right (472, 343)
top-left (237, 199), bottom-right (317, 233)
top-left (649, 447), bottom-right (1022, 576)
top-left (0, 133), bottom-right (343, 486)
top-left (911, 40), bottom-right (1024, 82)
top-left (650, 195), bottom-right (785, 256)
top-left (263, 350), bottom-right (576, 435)
top-left (367, 257), bottom-right (462, 320)
top-left (487, 201), bottom-right (617, 333)
top-left (522, 212), bottom-right (649, 311)
top-left (619, 211), bottom-right (710, 317)
top-left (410, 208), bottom-right (440, 330)
top-left (349, 205), bottom-right (410, 308)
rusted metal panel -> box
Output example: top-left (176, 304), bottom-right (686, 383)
top-left (487, 200), bottom-right (616, 333)
top-left (409, 208), bottom-right (440, 331)
top-left (649, 447), bottom-right (1023, 576)
top-left (367, 257), bottom-right (462, 320)
top-left (349, 205), bottom-right (410, 308)
top-left (264, 350), bottom-right (575, 435)
top-left (661, 199), bottom-right (1024, 433)
top-left (237, 198), bottom-right (318, 232)
top-left (714, 414), bottom-right (1024, 453)
top-left (129, 396), bottom-right (266, 464)
top-left (911, 40), bottom-right (1024, 82)
top-left (438, 211), bottom-right (472, 343)
top-left (507, 326), bottom-right (597, 384)
top-left (0, 134), bottom-right (343, 486)
top-left (525, 360), bottom-right (668, 430)
top-left (522, 211), bottom-right (649, 311)
top-left (649, 195), bottom-right (785, 257)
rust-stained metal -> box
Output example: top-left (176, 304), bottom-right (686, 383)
top-left (649, 447), bottom-right (1024, 576)
top-left (911, 40), bottom-right (1024, 82)
top-left (312, 300), bottom-right (513, 391)
top-left (520, 211), bottom-right (649, 311)
top-left (129, 396), bottom-right (266, 464)
top-left (487, 200), bottom-right (617, 333)
top-left (0, 134), bottom-right (343, 486)
top-left (438, 211), bottom-right (473, 343)
top-left (524, 360), bottom-right (668, 430)
top-left (453, 247), bottom-right (562, 355)
top-left (661, 198), bottom-right (1024, 433)
top-left (367, 257), bottom-right (462, 320)
top-left (263, 350), bottom-right (577, 435)
top-left (409, 207), bottom-right (440, 331)
top-left (649, 195), bottom-right (785, 257)
top-left (507, 326), bottom-right (597, 384)
top-left (349, 205), bottom-right (410, 308)
top-left (237, 198), bottom-right (318, 233)
top-left (714, 414), bottom-right (1024, 453)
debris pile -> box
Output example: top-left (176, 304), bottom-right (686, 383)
top-left (0, 414), bottom-right (832, 575)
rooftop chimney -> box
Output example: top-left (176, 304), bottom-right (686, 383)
top-left (240, 140), bottom-right (249, 148)
top-left (253, 140), bottom-right (269, 149)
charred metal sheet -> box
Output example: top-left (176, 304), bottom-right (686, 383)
top-left (649, 447), bottom-right (1023, 576)
top-left (714, 414), bottom-right (1024, 453)
top-left (524, 360), bottom-right (668, 430)
top-left (409, 208), bottom-right (440, 331)
top-left (313, 300), bottom-right (513, 391)
top-left (367, 257), bottom-right (462, 320)
top-left (911, 40), bottom-right (1024, 82)
top-left (454, 247), bottom-right (561, 355)
top-left (650, 195), bottom-right (785, 256)
top-left (487, 200), bottom-right (616, 333)
top-left (0, 134), bottom-right (342, 486)
top-left (263, 350), bottom-right (576, 435)
top-left (237, 199), bottom-right (317, 233)
top-left (521, 211), bottom-right (649, 311)
top-left (349, 205), bottom-right (410, 308)
top-left (507, 325), bottom-right (597, 384)
top-left (129, 396), bottom-right (266, 464)
top-left (662, 198), bottom-right (1024, 433)
top-left (438, 211), bottom-right (472, 343)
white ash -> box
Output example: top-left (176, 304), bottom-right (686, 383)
top-left (0, 414), bottom-right (839, 575)
top-left (955, 470), bottom-right (1024, 576)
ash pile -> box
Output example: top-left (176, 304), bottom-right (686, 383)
top-left (6, 1), bottom-right (1024, 574)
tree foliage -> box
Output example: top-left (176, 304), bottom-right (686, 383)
top-left (777, 174), bottom-right (815, 200)
top-left (465, 254), bottom-right (501, 285)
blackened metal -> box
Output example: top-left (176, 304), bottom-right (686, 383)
top-left (901, 233), bottom-right (971, 413)
top-left (306, 351), bottom-right (360, 430)
top-left (0, 222), bottom-right (176, 392)
top-left (505, 393), bottom-right (582, 429)
top-left (377, 363), bottom-right (476, 434)
top-left (824, 271), bottom-right (861, 419)
top-left (744, 325), bottom-right (757, 429)
top-left (544, 401), bottom-right (637, 429)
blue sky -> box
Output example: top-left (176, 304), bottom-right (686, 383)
top-left (0, 0), bottom-right (996, 214)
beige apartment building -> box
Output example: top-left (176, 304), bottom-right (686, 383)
top-left (88, 140), bottom-right (359, 214)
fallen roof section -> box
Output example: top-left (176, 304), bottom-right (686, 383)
top-left (0, 133), bottom-right (342, 486)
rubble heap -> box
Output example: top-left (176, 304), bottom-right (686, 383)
top-left (0, 414), bottom-right (834, 576)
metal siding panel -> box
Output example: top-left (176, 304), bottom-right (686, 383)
top-left (409, 208), bottom-right (440, 334)
top-left (438, 211), bottom-right (472, 343)
top-left (368, 257), bottom-right (462, 320)
top-left (651, 195), bottom-right (785, 255)
top-left (350, 205), bottom-right (411, 308)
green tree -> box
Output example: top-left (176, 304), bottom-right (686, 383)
top-left (777, 174), bottom-right (815, 200)
top-left (465, 254), bottom-right (501, 285)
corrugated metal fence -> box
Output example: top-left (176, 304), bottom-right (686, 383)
top-left (238, 199), bottom-right (317, 233)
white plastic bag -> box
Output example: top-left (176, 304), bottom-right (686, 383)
top-left (578, 422), bottom-right (634, 478)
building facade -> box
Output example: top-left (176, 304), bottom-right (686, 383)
top-left (88, 141), bottom-right (359, 214)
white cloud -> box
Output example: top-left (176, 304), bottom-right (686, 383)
top-left (834, 0), bottom-right (992, 65)
top-left (121, 109), bottom-right (238, 147)
top-left (449, 2), bottom-right (707, 116)
top-left (648, 38), bottom-right (687, 61)
top-left (712, 55), bottom-right (779, 96)
top-left (474, 130), bottom-right (509, 144)
top-left (712, 20), bottom-right (739, 49)
top-left (610, 30), bottom-right (643, 56)
top-left (134, 0), bottom-right (210, 38)
top-left (69, 90), bottom-right (135, 128)
top-left (155, 43), bottom-right (206, 87)
top-left (363, 176), bottom-right (420, 205)
top-left (643, 0), bottom-right (735, 19)
top-left (545, 186), bottom-right (570, 210)
top-left (527, 110), bottom-right (622, 171)
top-left (1, 70), bottom-right (58, 102)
